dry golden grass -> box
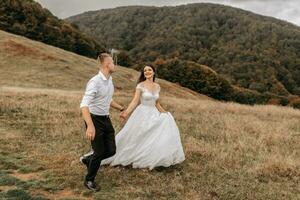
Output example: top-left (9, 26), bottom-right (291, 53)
top-left (0, 30), bottom-right (300, 199)
top-left (0, 30), bottom-right (207, 100)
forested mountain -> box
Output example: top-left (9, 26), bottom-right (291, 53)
top-left (67, 4), bottom-right (300, 108)
top-left (1, 1), bottom-right (300, 108)
top-left (0, 0), bottom-right (105, 57)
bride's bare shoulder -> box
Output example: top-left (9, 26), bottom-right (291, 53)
top-left (136, 82), bottom-right (144, 90)
top-left (137, 81), bottom-right (145, 87)
top-left (154, 82), bottom-right (160, 88)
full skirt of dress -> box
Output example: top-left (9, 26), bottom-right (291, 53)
top-left (101, 104), bottom-right (185, 170)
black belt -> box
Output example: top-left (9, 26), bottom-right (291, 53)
top-left (91, 113), bottom-right (110, 118)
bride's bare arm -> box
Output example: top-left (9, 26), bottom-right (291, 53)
top-left (123, 89), bottom-right (141, 115)
top-left (156, 100), bottom-right (167, 113)
top-left (154, 83), bottom-right (166, 113)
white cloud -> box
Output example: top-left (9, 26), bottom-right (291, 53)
top-left (35, 0), bottom-right (300, 26)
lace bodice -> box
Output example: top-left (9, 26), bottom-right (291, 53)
top-left (136, 82), bottom-right (160, 106)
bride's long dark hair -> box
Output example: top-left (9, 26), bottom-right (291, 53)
top-left (137, 64), bottom-right (156, 84)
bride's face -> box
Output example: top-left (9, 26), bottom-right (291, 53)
top-left (144, 66), bottom-right (154, 80)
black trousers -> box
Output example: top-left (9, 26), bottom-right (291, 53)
top-left (84, 114), bottom-right (116, 182)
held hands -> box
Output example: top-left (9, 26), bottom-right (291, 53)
top-left (120, 111), bottom-right (128, 122)
top-left (86, 125), bottom-right (96, 141)
top-left (119, 105), bottom-right (128, 122)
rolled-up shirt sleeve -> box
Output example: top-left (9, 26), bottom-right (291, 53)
top-left (80, 79), bottom-right (97, 108)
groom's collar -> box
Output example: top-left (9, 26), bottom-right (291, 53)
top-left (98, 70), bottom-right (111, 81)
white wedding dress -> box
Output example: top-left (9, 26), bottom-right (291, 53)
top-left (101, 82), bottom-right (185, 170)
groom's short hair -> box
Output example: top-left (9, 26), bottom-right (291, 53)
top-left (98, 53), bottom-right (111, 64)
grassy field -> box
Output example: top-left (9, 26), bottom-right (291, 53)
top-left (0, 30), bottom-right (300, 200)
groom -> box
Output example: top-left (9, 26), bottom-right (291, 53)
top-left (79, 53), bottom-right (125, 191)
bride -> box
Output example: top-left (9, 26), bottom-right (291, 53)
top-left (101, 64), bottom-right (185, 170)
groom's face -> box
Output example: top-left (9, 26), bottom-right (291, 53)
top-left (104, 56), bottom-right (116, 73)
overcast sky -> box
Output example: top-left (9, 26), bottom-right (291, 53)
top-left (35, 0), bottom-right (300, 26)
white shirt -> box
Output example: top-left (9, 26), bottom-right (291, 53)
top-left (80, 71), bottom-right (114, 115)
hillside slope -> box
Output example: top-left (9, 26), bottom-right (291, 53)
top-left (0, 29), bottom-right (206, 100)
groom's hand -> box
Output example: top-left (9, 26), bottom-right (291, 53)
top-left (86, 125), bottom-right (96, 141)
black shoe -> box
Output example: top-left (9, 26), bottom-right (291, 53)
top-left (84, 180), bottom-right (101, 192)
